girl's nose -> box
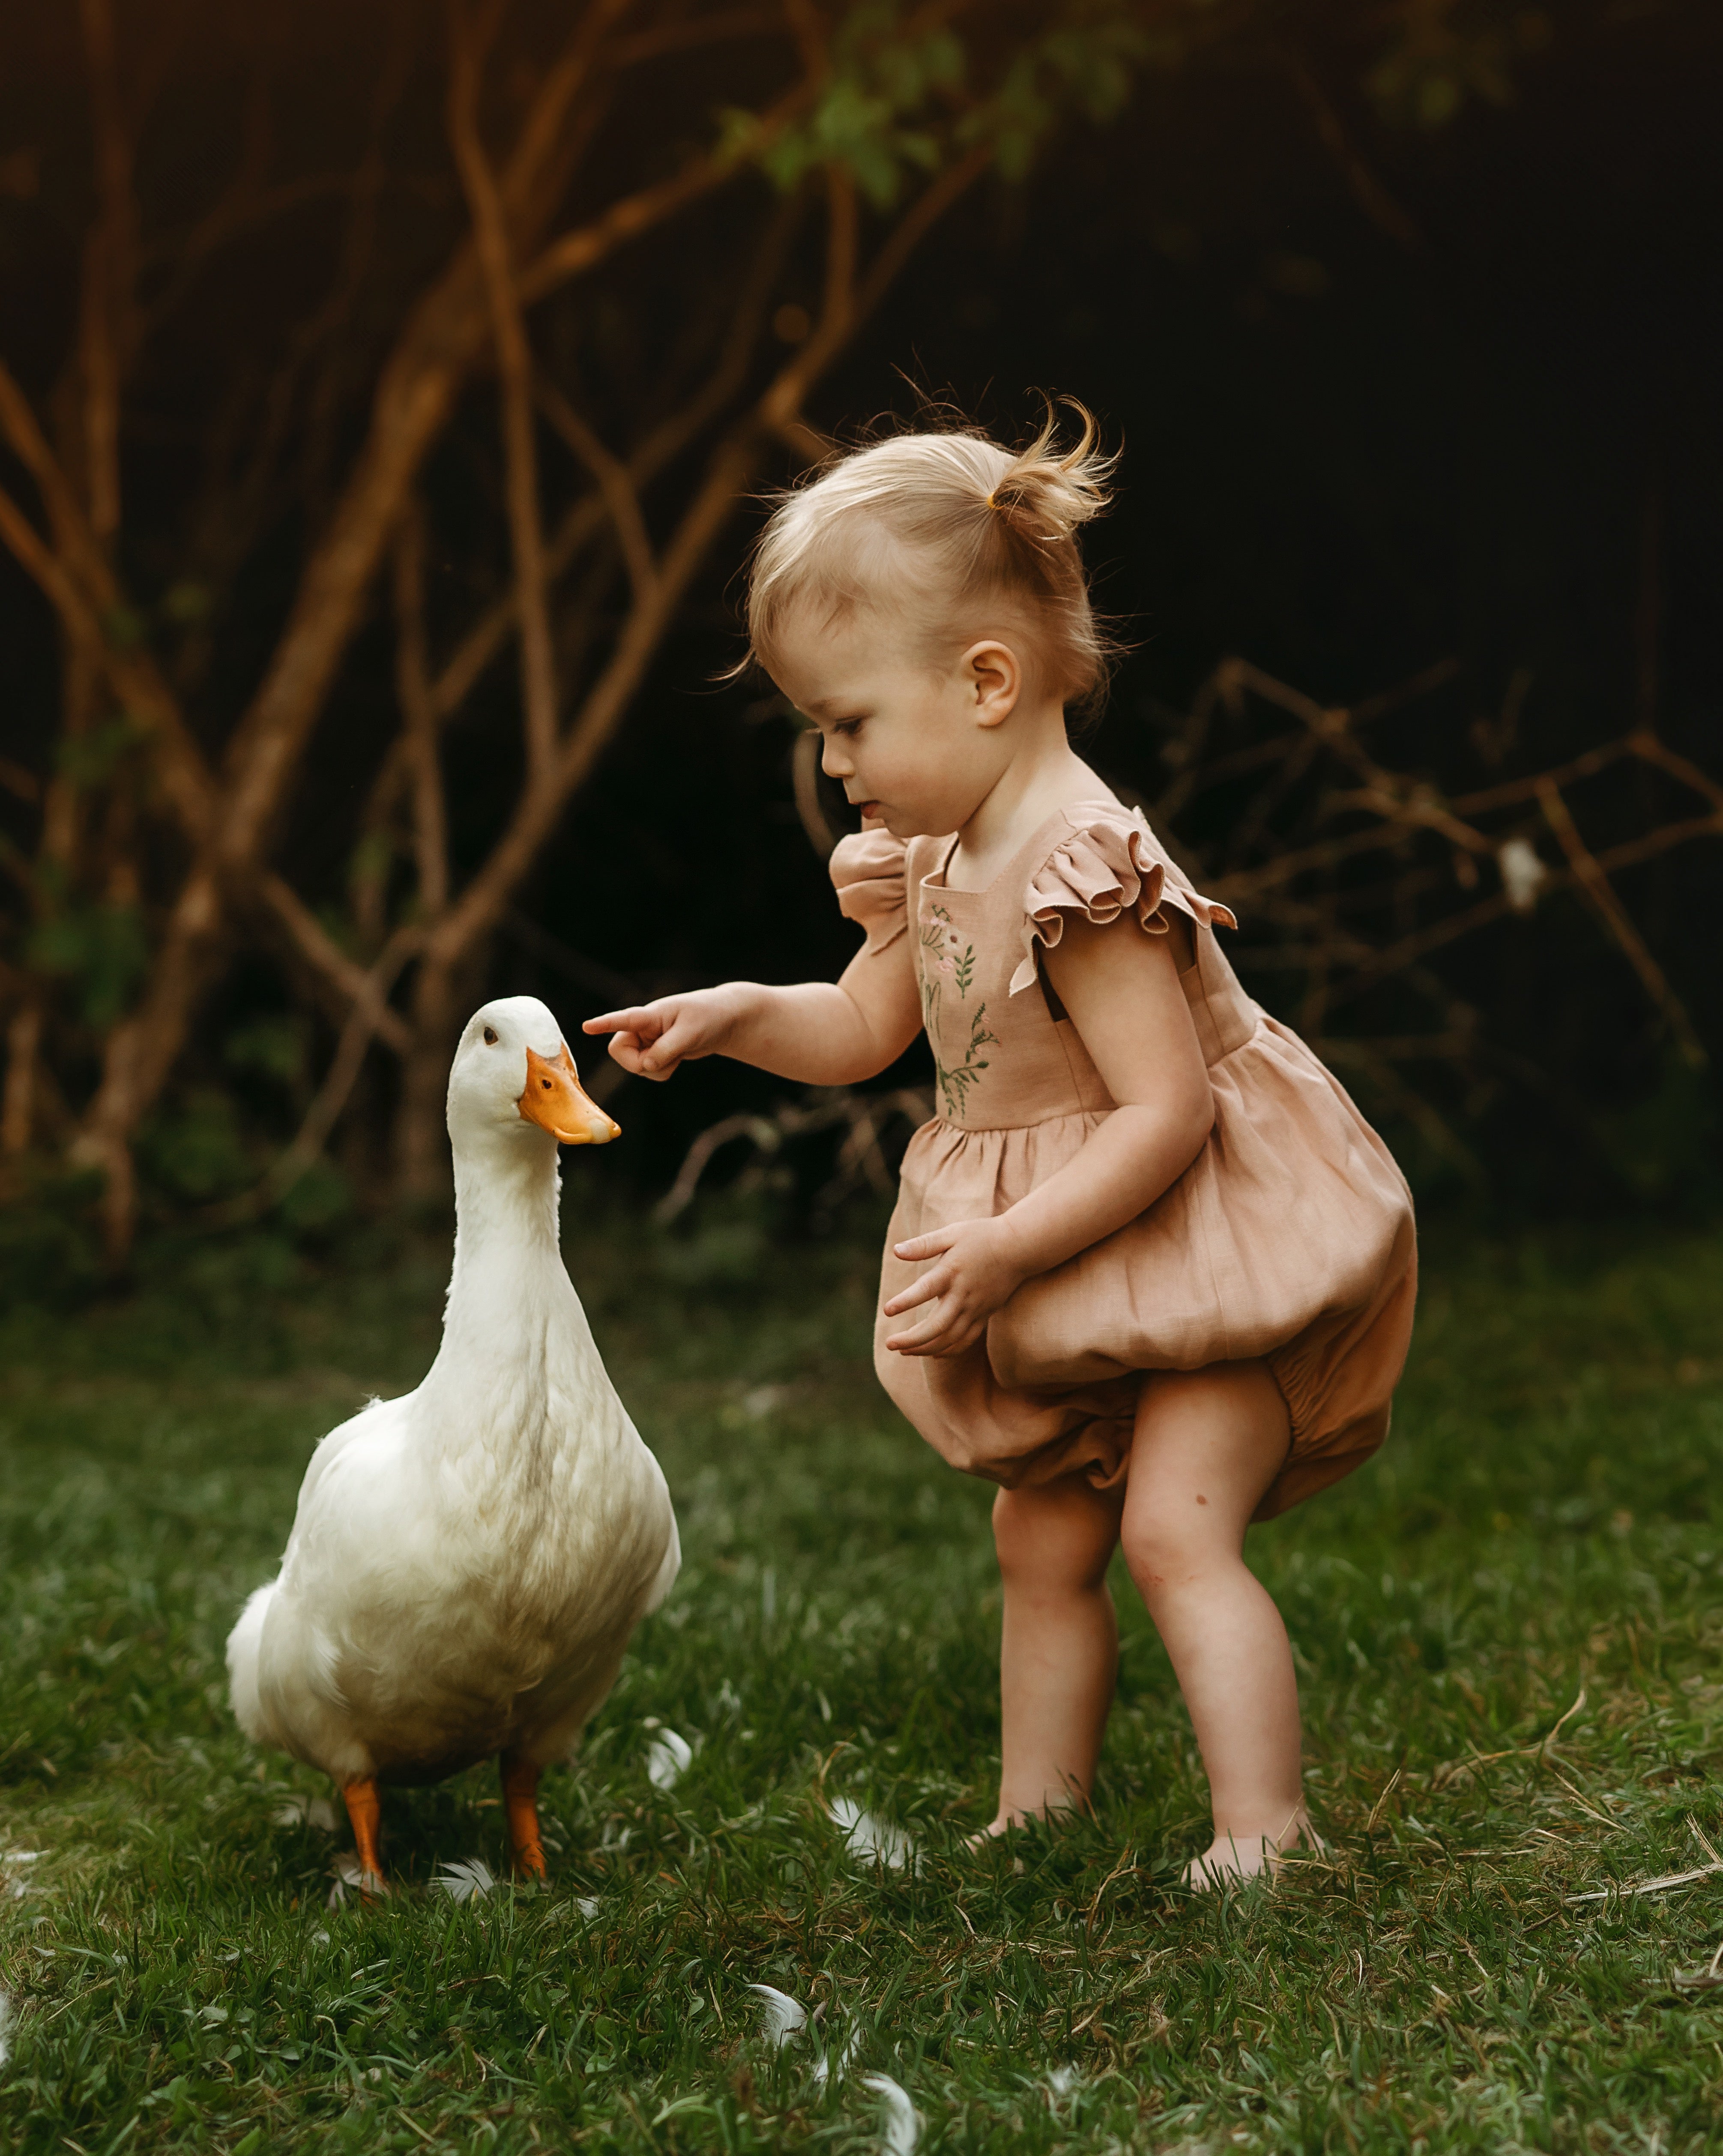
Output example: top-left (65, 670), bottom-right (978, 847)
top-left (820, 738), bottom-right (852, 777)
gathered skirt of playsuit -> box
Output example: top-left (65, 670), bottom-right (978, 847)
top-left (831, 802), bottom-right (1418, 1522)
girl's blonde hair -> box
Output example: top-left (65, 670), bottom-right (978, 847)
top-left (743, 399), bottom-right (1117, 708)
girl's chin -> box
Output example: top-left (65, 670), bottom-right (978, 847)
top-left (865, 805), bottom-right (946, 838)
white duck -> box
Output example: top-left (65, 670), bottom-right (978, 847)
top-left (227, 996), bottom-right (679, 1887)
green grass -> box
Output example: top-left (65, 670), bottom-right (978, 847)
top-left (3, 1207), bottom-right (1723, 2153)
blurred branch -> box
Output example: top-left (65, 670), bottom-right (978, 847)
top-left (448, 0), bottom-right (559, 779)
top-left (420, 145), bottom-right (990, 983)
top-left (536, 378), bottom-right (659, 605)
top-left (1536, 779), bottom-right (1706, 1069)
top-left (392, 500), bottom-right (450, 921)
top-left (77, 0), bottom-right (136, 548)
top-left (793, 725), bottom-right (844, 860)
top-left (209, 923), bottom-right (423, 1225)
top-left (656, 1086), bottom-right (934, 1223)
top-left (426, 192), bottom-right (798, 725)
top-left (1149, 656), bottom-right (1722, 1112)
top-left (1283, 48), bottom-right (1422, 252)
top-left (0, 368), bottom-right (217, 841)
top-left (252, 876), bottom-right (414, 1057)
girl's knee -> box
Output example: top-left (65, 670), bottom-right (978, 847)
top-left (1119, 1509), bottom-right (1180, 1595)
top-left (1119, 1505), bottom-right (1233, 1600)
top-left (992, 1479), bottom-right (1118, 1591)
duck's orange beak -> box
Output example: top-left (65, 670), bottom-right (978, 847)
top-left (517, 1042), bottom-right (620, 1145)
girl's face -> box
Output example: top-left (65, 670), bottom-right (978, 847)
top-left (769, 602), bottom-right (1020, 839)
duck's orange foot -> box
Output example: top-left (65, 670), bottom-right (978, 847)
top-left (341, 1777), bottom-right (388, 1895)
top-left (501, 1752), bottom-right (547, 1881)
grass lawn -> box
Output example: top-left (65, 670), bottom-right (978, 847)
top-left (3, 1204), bottom-right (1723, 2153)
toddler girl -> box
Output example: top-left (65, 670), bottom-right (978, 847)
top-left (587, 408), bottom-right (1416, 1882)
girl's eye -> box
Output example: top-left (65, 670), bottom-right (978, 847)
top-left (834, 718), bottom-right (863, 737)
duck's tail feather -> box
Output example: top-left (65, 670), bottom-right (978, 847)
top-left (226, 1582), bottom-right (277, 1743)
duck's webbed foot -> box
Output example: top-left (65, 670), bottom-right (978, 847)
top-left (338, 1776), bottom-right (388, 1897)
top-left (341, 1777), bottom-right (388, 1895)
top-left (500, 1752), bottom-right (547, 1880)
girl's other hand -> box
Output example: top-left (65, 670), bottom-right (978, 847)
top-left (883, 1216), bottom-right (1028, 1357)
top-left (583, 986), bottom-right (747, 1080)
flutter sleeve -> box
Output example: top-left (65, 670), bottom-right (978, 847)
top-left (1010, 806), bottom-right (1237, 994)
top-left (829, 823), bottom-right (909, 956)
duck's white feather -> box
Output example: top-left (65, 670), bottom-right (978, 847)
top-left (227, 996), bottom-right (678, 1788)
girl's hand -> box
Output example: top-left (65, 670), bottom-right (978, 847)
top-left (882, 1216), bottom-right (1029, 1358)
top-left (583, 986), bottom-right (751, 1081)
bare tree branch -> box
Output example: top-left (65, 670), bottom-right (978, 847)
top-left (0, 407), bottom-right (217, 841)
top-left (449, 0), bottom-right (559, 778)
top-left (211, 922), bottom-right (422, 1224)
top-left (392, 500), bottom-right (449, 917)
top-left (77, 0), bottom-right (137, 546)
top-left (254, 875), bottom-right (414, 1056)
top-left (535, 377), bottom-right (658, 604)
top-left (1536, 778), bottom-right (1707, 1068)
top-left (1284, 48), bottom-right (1422, 252)
top-left (427, 190), bottom-right (799, 721)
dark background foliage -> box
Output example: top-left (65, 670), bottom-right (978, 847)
top-left (1, 0), bottom-right (1719, 1274)
top-left (502, 0), bottom-right (1723, 1212)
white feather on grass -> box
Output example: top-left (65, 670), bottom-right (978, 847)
top-left (811, 2016), bottom-right (861, 2087)
top-left (748, 1983), bottom-right (808, 2047)
top-left (747, 1981), bottom-right (863, 2090)
top-left (861, 2072), bottom-right (920, 2154)
top-left (434, 1857), bottom-right (496, 1903)
top-left (646, 1727), bottom-right (693, 1791)
top-left (575, 1894), bottom-right (601, 1920)
top-left (272, 1796), bottom-right (338, 1833)
top-left (829, 1797), bottom-right (917, 1873)
top-left (326, 1852), bottom-right (387, 1907)
top-left (2, 1850), bottom-right (43, 1903)
top-left (0, 1987), bottom-right (14, 2069)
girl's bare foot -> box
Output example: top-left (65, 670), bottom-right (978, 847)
top-left (1182, 1808), bottom-right (1322, 1889)
top-left (963, 1800), bottom-right (1077, 1853)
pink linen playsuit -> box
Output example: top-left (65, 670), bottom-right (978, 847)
top-left (829, 798), bottom-right (1417, 1522)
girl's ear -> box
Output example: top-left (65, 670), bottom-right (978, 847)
top-left (963, 640), bottom-right (1021, 728)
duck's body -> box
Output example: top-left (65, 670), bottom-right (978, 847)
top-left (227, 997), bottom-right (678, 1881)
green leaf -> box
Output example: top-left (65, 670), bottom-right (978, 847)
top-left (138, 1091), bottom-right (252, 1202)
top-left (102, 603), bottom-right (148, 650)
top-left (54, 716), bottom-right (147, 788)
top-left (160, 579), bottom-right (213, 626)
top-left (25, 902), bottom-right (150, 1030)
top-left (224, 1015), bottom-right (310, 1087)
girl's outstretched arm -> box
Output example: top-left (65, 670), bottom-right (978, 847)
top-left (884, 911), bottom-right (1214, 1356)
top-left (583, 940), bottom-right (922, 1087)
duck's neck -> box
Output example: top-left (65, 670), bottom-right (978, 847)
top-left (422, 1137), bottom-right (570, 1416)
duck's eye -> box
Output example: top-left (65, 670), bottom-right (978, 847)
top-left (482, 1026), bottom-right (498, 1045)
top-left (541, 1076), bottom-right (551, 1089)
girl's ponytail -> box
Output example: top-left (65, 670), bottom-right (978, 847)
top-left (984, 398), bottom-right (1114, 551)
top-left (745, 396), bottom-right (1119, 708)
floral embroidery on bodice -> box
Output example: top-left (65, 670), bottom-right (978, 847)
top-left (916, 899), bottom-right (997, 1120)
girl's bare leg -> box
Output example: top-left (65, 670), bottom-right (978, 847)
top-left (1120, 1361), bottom-right (1308, 1884)
top-left (984, 1473), bottom-right (1125, 1835)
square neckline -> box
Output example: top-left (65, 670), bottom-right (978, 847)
top-left (921, 798), bottom-right (1127, 899)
